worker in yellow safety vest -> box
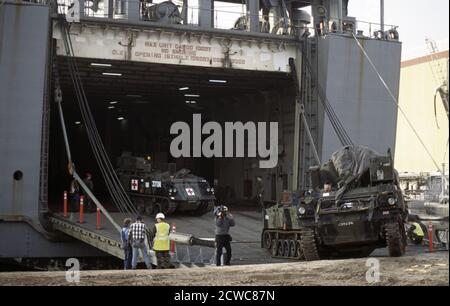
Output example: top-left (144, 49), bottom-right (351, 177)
top-left (407, 221), bottom-right (425, 245)
top-left (150, 213), bottom-right (172, 269)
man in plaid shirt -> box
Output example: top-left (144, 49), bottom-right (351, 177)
top-left (128, 216), bottom-right (152, 269)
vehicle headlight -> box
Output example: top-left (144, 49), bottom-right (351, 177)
top-left (388, 197), bottom-right (397, 206)
top-left (342, 202), bottom-right (353, 209)
top-left (298, 206), bottom-right (306, 215)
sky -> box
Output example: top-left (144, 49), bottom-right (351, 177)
top-left (348, 0), bottom-right (449, 60)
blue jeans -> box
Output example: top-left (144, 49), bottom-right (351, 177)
top-left (123, 245), bottom-right (132, 270)
top-left (131, 240), bottom-right (151, 269)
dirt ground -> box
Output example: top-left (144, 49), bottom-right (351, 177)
top-left (0, 251), bottom-right (447, 286)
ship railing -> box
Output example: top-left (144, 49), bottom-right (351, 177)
top-left (5, 1), bottom-right (400, 40)
top-left (53, 0), bottom-right (289, 36)
top-left (355, 19), bottom-right (399, 40)
top-left (170, 239), bottom-right (260, 267)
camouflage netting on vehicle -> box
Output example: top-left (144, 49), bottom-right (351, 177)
top-left (330, 145), bottom-right (382, 178)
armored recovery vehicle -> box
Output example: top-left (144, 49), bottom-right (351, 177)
top-left (262, 146), bottom-right (409, 261)
top-left (117, 152), bottom-right (215, 216)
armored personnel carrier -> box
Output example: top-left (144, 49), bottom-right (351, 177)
top-left (117, 152), bottom-right (215, 216)
top-left (262, 146), bottom-right (409, 261)
top-left (261, 191), bottom-right (306, 260)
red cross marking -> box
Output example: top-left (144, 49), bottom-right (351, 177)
top-left (131, 179), bottom-right (139, 190)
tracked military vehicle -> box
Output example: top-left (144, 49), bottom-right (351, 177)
top-left (261, 191), bottom-right (306, 260)
top-left (117, 152), bottom-right (215, 216)
top-left (262, 146), bottom-right (408, 261)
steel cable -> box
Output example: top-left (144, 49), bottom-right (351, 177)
top-left (352, 32), bottom-right (445, 178)
top-left (64, 26), bottom-right (137, 215)
top-left (61, 39), bottom-right (126, 214)
top-left (64, 34), bottom-right (133, 214)
top-left (58, 24), bottom-right (126, 214)
top-left (59, 19), bottom-right (138, 215)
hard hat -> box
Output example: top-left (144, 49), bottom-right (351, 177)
top-left (156, 213), bottom-right (165, 220)
top-left (221, 205), bottom-right (228, 212)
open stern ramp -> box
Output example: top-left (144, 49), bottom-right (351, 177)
top-left (48, 210), bottom-right (283, 266)
top-left (48, 215), bottom-right (124, 259)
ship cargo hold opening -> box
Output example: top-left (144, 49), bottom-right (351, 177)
top-left (48, 58), bottom-right (298, 212)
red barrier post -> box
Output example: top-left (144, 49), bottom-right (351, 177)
top-left (428, 222), bottom-right (433, 252)
top-left (96, 208), bottom-right (102, 230)
top-left (170, 223), bottom-right (176, 253)
top-left (79, 195), bottom-right (84, 224)
top-left (63, 191), bottom-right (68, 218)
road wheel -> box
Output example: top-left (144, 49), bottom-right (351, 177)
top-left (300, 228), bottom-right (320, 261)
top-left (277, 240), bottom-right (284, 257)
top-left (282, 240), bottom-right (290, 257)
top-left (144, 206), bottom-right (153, 216)
top-left (160, 201), bottom-right (170, 214)
top-left (294, 240), bottom-right (305, 260)
top-left (288, 240), bottom-right (296, 258)
top-left (271, 239), bottom-right (278, 257)
top-left (385, 221), bottom-right (407, 257)
top-left (263, 231), bottom-right (272, 250)
top-left (143, 200), bottom-right (154, 216)
top-left (153, 203), bottom-right (162, 215)
top-left (163, 200), bottom-right (177, 215)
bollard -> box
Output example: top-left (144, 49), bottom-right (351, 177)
top-left (96, 207), bottom-right (102, 230)
top-left (428, 222), bottom-right (433, 252)
top-left (170, 223), bottom-right (176, 254)
top-left (63, 191), bottom-right (68, 218)
top-left (79, 195), bottom-right (84, 224)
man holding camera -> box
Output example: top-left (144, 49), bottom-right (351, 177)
top-left (214, 205), bottom-right (235, 266)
